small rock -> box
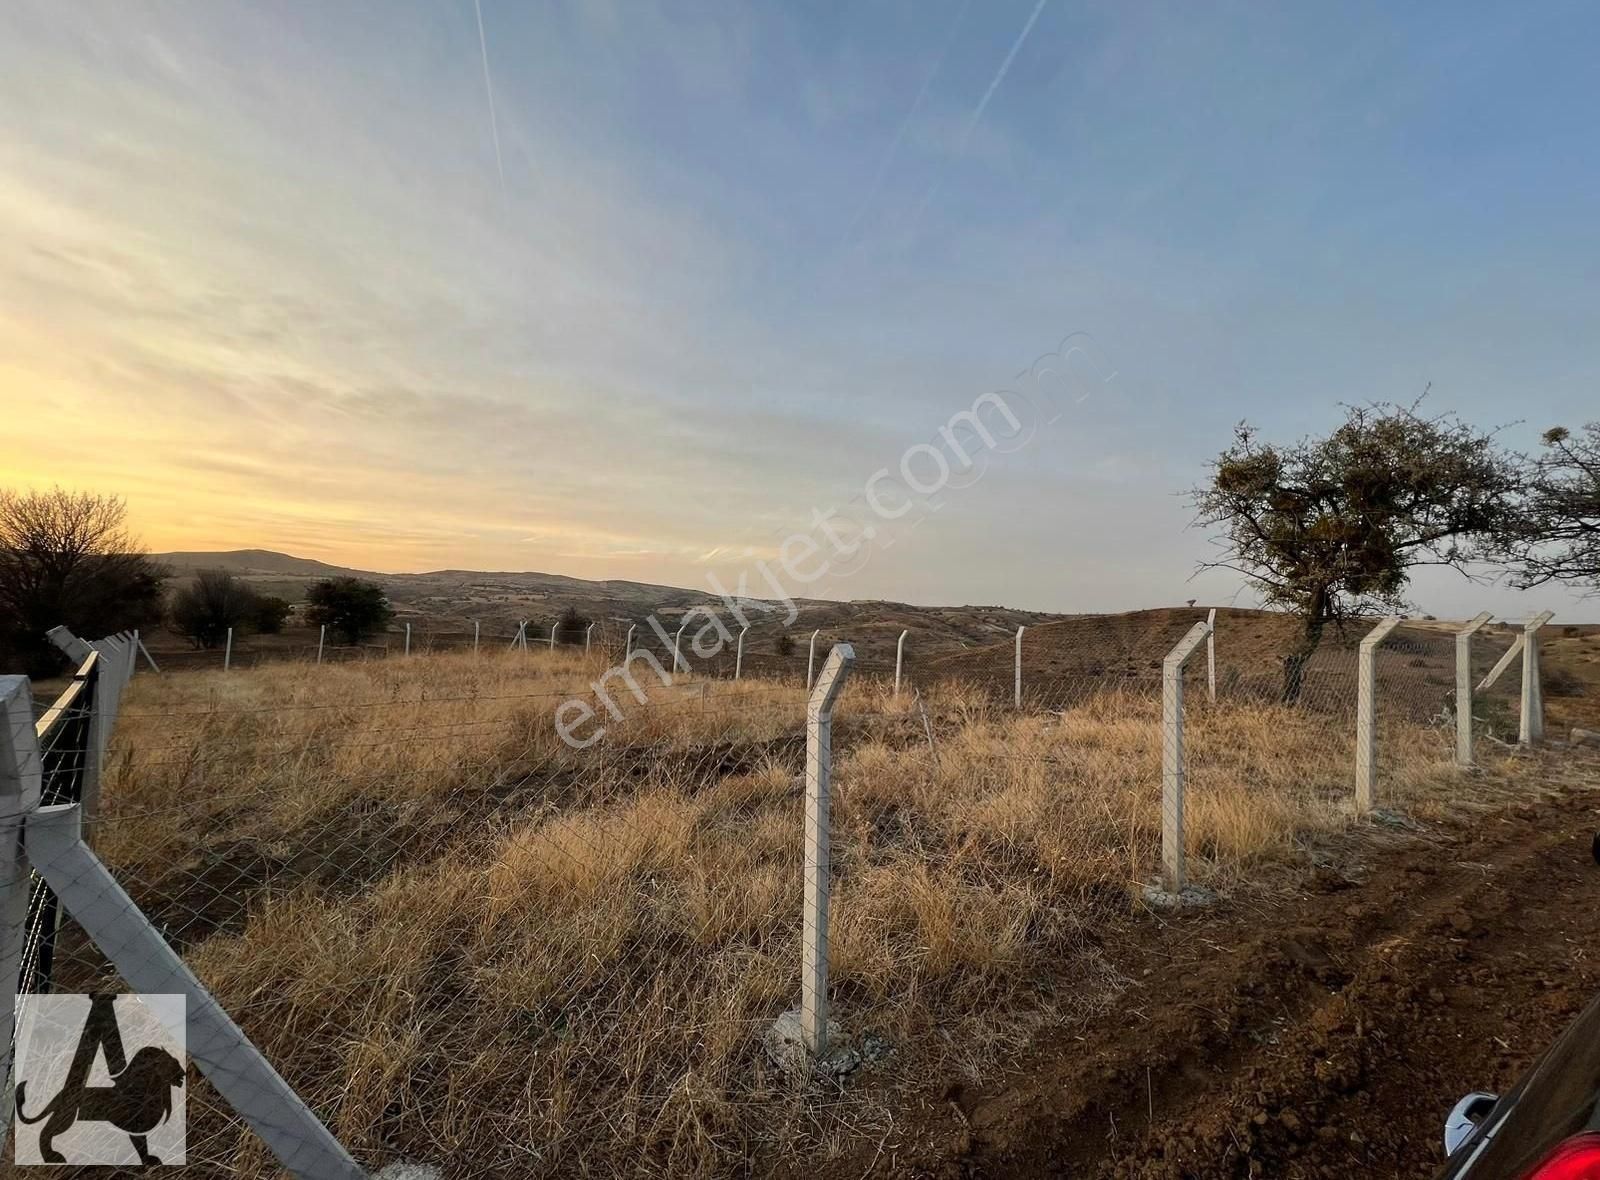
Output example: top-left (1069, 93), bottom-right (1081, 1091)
top-left (1572, 727), bottom-right (1600, 747)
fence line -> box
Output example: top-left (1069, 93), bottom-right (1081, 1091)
top-left (0, 606), bottom-right (1560, 1173)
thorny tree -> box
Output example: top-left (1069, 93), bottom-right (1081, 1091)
top-left (1495, 423), bottom-right (1600, 595)
top-left (0, 488), bottom-right (167, 677)
top-left (1193, 402), bottom-right (1521, 701)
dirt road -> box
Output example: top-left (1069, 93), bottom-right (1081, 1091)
top-left (862, 749), bottom-right (1600, 1179)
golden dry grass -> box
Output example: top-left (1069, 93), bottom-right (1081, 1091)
top-left (76, 648), bottom-right (1505, 1177)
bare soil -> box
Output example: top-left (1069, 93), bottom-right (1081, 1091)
top-left (827, 746), bottom-right (1600, 1180)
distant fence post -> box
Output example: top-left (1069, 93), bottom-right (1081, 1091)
top-left (473, 620), bottom-right (480, 653)
top-left (316, 625), bottom-right (326, 664)
top-left (548, 624), bottom-right (556, 653)
top-left (1520, 611), bottom-right (1554, 744)
top-left (1355, 616), bottom-right (1402, 814)
top-left (806, 629), bottom-right (819, 690)
top-left (404, 623), bottom-right (411, 657)
top-left (224, 627), bottom-right (233, 672)
top-left (510, 621), bottom-right (525, 651)
top-left (735, 625), bottom-right (748, 680)
top-left (625, 624), bottom-right (635, 660)
top-left (1455, 612), bottom-right (1493, 766)
top-left (1014, 625), bottom-right (1025, 708)
top-left (673, 623), bottom-right (687, 678)
top-left (0, 675), bottom-right (41, 1151)
top-left (801, 644), bottom-right (854, 1059)
top-left (585, 622), bottom-right (594, 652)
top-left (133, 629), bottom-right (159, 673)
top-left (894, 629), bottom-right (908, 696)
top-left (1160, 619), bottom-right (1212, 892)
top-left (1205, 608), bottom-right (1216, 702)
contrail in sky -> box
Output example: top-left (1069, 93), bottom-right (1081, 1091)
top-left (473, 0), bottom-right (507, 193)
top-left (841, 0), bottom-right (971, 244)
top-left (961, 0), bottom-right (1048, 151)
top-left (903, 0), bottom-right (1050, 239)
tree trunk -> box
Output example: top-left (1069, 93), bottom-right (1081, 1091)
top-left (1282, 590), bottom-right (1331, 705)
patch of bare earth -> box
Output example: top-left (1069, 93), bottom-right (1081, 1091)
top-left (822, 747), bottom-right (1600, 1180)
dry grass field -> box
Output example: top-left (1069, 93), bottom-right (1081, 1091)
top-left (55, 630), bottom-right (1542, 1178)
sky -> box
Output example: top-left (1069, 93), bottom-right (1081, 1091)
top-left (1, 0), bottom-right (1596, 619)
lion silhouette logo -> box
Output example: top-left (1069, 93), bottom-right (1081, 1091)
top-left (13, 993), bottom-right (187, 1166)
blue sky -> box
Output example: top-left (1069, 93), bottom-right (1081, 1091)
top-left (1, 1), bottom-right (1596, 617)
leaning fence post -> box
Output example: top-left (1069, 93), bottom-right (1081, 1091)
top-left (673, 623), bottom-right (687, 677)
top-left (224, 626), bottom-right (233, 671)
top-left (549, 623), bottom-right (557, 653)
top-left (1160, 620), bottom-right (1212, 892)
top-left (1205, 608), bottom-right (1216, 702)
top-left (735, 625), bottom-right (748, 680)
top-left (1455, 612), bottom-right (1493, 766)
top-left (1519, 611), bottom-right (1555, 745)
top-left (1355, 616), bottom-right (1403, 814)
top-left (24, 803), bottom-right (366, 1180)
top-left (46, 626), bottom-right (92, 664)
top-left (806, 629), bottom-right (820, 690)
top-left (316, 625), bottom-right (326, 664)
top-left (625, 624), bottom-right (636, 660)
top-left (585, 622), bottom-right (595, 652)
top-left (0, 675), bottom-right (42, 1154)
top-left (801, 644), bottom-right (854, 1059)
top-left (895, 629), bottom-right (908, 696)
top-left (1014, 625), bottom-right (1025, 708)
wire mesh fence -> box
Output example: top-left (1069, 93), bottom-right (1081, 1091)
top-left (0, 610), bottom-right (1556, 1177)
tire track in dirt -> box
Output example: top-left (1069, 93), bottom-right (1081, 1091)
top-left (868, 751), bottom-right (1600, 1179)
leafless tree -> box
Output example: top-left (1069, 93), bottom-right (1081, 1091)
top-left (0, 488), bottom-right (167, 676)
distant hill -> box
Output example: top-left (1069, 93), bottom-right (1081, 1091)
top-left (152, 549), bottom-right (370, 578)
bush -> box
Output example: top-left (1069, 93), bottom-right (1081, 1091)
top-left (170, 570), bottom-right (260, 650)
top-left (305, 578), bottom-right (393, 645)
top-left (1545, 665), bottom-right (1585, 698)
top-left (253, 595), bottom-right (292, 634)
top-left (775, 633), bottom-right (795, 657)
top-left (554, 605), bottom-right (592, 645)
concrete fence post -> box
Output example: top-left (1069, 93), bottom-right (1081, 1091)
top-left (735, 625), bottom-right (748, 680)
top-left (625, 624), bottom-right (636, 660)
top-left (1014, 625), bottom-right (1025, 709)
top-left (585, 622), bottom-right (595, 653)
top-left (1355, 616), bottom-right (1403, 814)
top-left (24, 803), bottom-right (366, 1179)
top-left (894, 629), bottom-right (908, 696)
top-left (0, 675), bottom-right (42, 1153)
top-left (316, 625), bottom-right (326, 664)
top-left (224, 627), bottom-right (233, 672)
top-left (1520, 611), bottom-right (1555, 744)
top-left (801, 644), bottom-right (855, 1059)
top-left (1206, 608), bottom-right (1216, 702)
top-left (133, 628), bottom-right (159, 674)
top-left (673, 623), bottom-right (687, 678)
top-left (404, 623), bottom-right (411, 657)
top-left (473, 620), bottom-right (480, 653)
top-left (1454, 612), bottom-right (1493, 766)
top-left (45, 626), bottom-right (92, 664)
top-left (806, 629), bottom-right (820, 690)
top-left (510, 621), bottom-right (526, 651)
top-left (1160, 619), bottom-right (1212, 892)
top-left (548, 624), bottom-right (556, 653)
